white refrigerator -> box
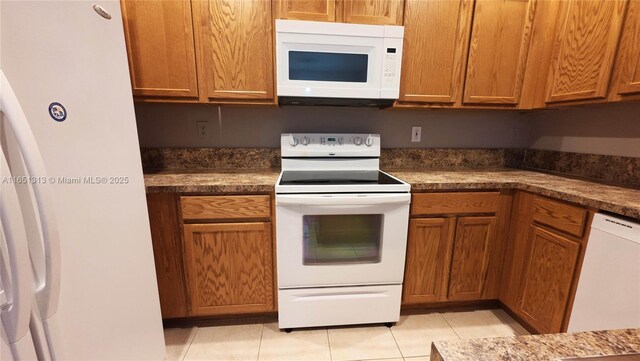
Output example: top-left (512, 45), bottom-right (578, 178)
top-left (0, 1), bottom-right (165, 360)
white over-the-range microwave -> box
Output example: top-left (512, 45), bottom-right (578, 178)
top-left (275, 20), bottom-right (404, 106)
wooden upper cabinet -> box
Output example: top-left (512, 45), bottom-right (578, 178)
top-left (120, 0), bottom-right (198, 99)
top-left (403, 218), bottom-right (455, 304)
top-left (399, 0), bottom-right (474, 103)
top-left (448, 216), bottom-right (497, 301)
top-left (611, 0), bottom-right (640, 98)
top-left (518, 226), bottom-right (580, 333)
top-left (463, 0), bottom-right (536, 105)
top-left (337, 0), bottom-right (404, 25)
top-left (183, 222), bottom-right (274, 316)
top-left (275, 0), bottom-right (336, 21)
top-left (193, 0), bottom-right (274, 102)
top-left (545, 0), bottom-right (628, 103)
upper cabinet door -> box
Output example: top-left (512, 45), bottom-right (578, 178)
top-left (546, 0), bottom-right (628, 103)
top-left (463, 0), bottom-right (536, 105)
top-left (275, 0), bottom-right (336, 21)
top-left (612, 0), bottom-right (640, 97)
top-left (399, 0), bottom-right (474, 103)
top-left (120, 0), bottom-right (199, 99)
top-left (337, 0), bottom-right (404, 25)
top-left (193, 0), bottom-right (274, 102)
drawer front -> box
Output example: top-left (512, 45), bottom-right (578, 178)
top-left (532, 196), bottom-right (587, 238)
top-left (181, 195), bottom-right (271, 220)
top-left (278, 284), bottom-right (402, 329)
top-left (411, 192), bottom-right (500, 216)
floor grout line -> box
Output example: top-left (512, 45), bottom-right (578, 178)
top-left (389, 322), bottom-right (405, 359)
top-left (178, 326), bottom-right (199, 361)
top-left (438, 312), bottom-right (463, 340)
top-left (256, 323), bottom-right (265, 361)
top-left (326, 328), bottom-right (333, 361)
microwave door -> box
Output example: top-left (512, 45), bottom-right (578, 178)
top-left (276, 38), bottom-right (383, 99)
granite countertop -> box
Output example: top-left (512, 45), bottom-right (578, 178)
top-left (431, 328), bottom-right (640, 361)
top-left (144, 168), bottom-right (281, 193)
top-left (143, 168), bottom-right (640, 219)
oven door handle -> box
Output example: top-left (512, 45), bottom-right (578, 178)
top-left (276, 193), bottom-right (411, 206)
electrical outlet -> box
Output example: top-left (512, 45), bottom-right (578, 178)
top-left (411, 126), bottom-right (422, 143)
top-left (196, 120), bottom-right (211, 138)
top-left (512, 127), bottom-right (522, 144)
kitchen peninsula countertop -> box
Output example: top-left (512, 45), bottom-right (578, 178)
top-left (430, 328), bottom-right (640, 361)
top-left (144, 168), bottom-right (640, 219)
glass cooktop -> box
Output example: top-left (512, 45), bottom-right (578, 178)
top-left (279, 170), bottom-right (403, 186)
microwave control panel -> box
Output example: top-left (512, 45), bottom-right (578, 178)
top-left (380, 33), bottom-right (403, 98)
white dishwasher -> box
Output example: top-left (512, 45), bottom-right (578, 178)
top-left (568, 213), bottom-right (640, 332)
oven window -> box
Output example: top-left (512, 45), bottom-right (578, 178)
top-left (302, 214), bottom-right (382, 265)
top-left (289, 51), bottom-right (368, 82)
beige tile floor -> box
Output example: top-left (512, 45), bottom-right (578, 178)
top-left (164, 309), bottom-right (529, 361)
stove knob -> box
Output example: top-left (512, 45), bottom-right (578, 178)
top-left (365, 136), bottom-right (374, 147)
top-left (289, 136), bottom-right (299, 147)
top-left (354, 136), bottom-right (363, 146)
top-left (301, 136), bottom-right (310, 146)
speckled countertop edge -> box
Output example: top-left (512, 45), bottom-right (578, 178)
top-left (430, 328), bottom-right (640, 361)
top-left (143, 168), bottom-right (640, 220)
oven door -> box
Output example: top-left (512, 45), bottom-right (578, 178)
top-left (275, 193), bottom-right (410, 288)
top-left (276, 33), bottom-right (384, 99)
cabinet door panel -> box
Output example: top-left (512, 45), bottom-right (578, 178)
top-left (337, 0), bottom-right (404, 25)
top-left (146, 193), bottom-right (189, 318)
top-left (184, 222), bottom-right (274, 315)
top-left (399, 0), bottom-right (474, 103)
top-left (613, 0), bottom-right (640, 96)
top-left (121, 0), bottom-right (198, 98)
top-left (463, 0), bottom-right (536, 105)
top-left (193, 0), bottom-right (274, 101)
top-left (518, 226), bottom-right (580, 333)
top-left (499, 191), bottom-right (535, 311)
top-left (546, 0), bottom-right (628, 103)
top-left (448, 216), bottom-right (496, 301)
top-left (403, 218), bottom-right (455, 304)
top-left (275, 0), bottom-right (336, 21)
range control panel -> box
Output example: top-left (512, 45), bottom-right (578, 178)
top-left (281, 133), bottom-right (380, 157)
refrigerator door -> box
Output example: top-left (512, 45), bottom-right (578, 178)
top-left (1, 324), bottom-right (15, 361)
top-left (1, 1), bottom-right (165, 360)
top-left (0, 148), bottom-right (39, 360)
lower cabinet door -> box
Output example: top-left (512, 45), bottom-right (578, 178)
top-left (448, 216), bottom-right (497, 301)
top-left (518, 226), bottom-right (580, 333)
top-left (183, 222), bottom-right (274, 315)
top-left (403, 218), bottom-right (455, 304)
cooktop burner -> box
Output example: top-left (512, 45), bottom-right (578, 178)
top-left (279, 170), bottom-right (404, 186)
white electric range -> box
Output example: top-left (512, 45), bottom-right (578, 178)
top-left (275, 133), bottom-right (411, 330)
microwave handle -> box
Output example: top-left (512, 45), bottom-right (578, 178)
top-left (276, 193), bottom-right (410, 206)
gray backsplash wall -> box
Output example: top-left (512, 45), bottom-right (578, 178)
top-left (526, 102), bottom-right (640, 158)
top-left (135, 101), bottom-right (640, 158)
top-left (134, 103), bottom-right (530, 149)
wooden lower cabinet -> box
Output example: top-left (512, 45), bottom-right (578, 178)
top-left (146, 193), bottom-right (275, 319)
top-left (146, 193), bottom-right (189, 318)
top-left (183, 222), bottom-right (274, 316)
top-left (403, 191), bottom-right (511, 306)
top-left (499, 191), bottom-right (592, 334)
top-left (517, 226), bottom-right (580, 333)
top-left (403, 218), bottom-right (455, 304)
top-left (448, 216), bottom-right (497, 301)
